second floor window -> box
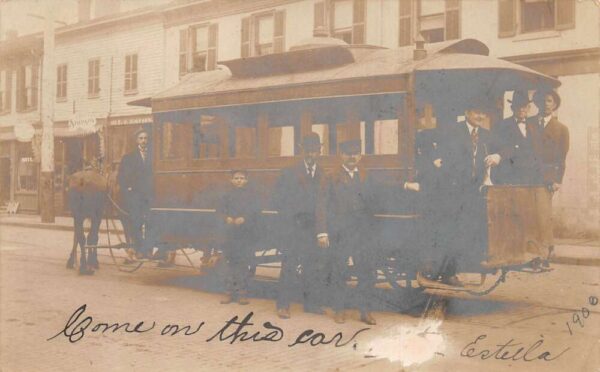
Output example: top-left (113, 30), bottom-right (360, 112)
top-left (314, 0), bottom-right (366, 44)
top-left (398, 0), bottom-right (460, 46)
top-left (241, 10), bottom-right (286, 58)
top-left (179, 23), bottom-right (218, 76)
top-left (56, 64), bottom-right (67, 100)
top-left (88, 59), bottom-right (100, 97)
top-left (17, 63), bottom-right (38, 111)
top-left (124, 54), bottom-right (138, 93)
top-left (0, 70), bottom-right (11, 113)
top-left (499, 0), bottom-right (575, 37)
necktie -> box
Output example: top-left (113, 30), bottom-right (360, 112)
top-left (471, 128), bottom-right (478, 178)
top-left (517, 121), bottom-right (527, 137)
top-left (140, 150), bottom-right (146, 163)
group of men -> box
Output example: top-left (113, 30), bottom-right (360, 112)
top-left (116, 87), bottom-right (568, 326)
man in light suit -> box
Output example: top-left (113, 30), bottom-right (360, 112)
top-left (492, 90), bottom-right (543, 186)
top-left (273, 133), bottom-right (328, 319)
top-left (531, 89), bottom-right (570, 194)
top-left (118, 128), bottom-right (154, 259)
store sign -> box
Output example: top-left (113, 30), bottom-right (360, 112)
top-left (109, 115), bottom-right (152, 126)
top-left (68, 116), bottom-right (97, 133)
top-left (14, 123), bottom-right (35, 142)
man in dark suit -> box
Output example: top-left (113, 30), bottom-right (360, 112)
top-left (118, 128), bottom-right (154, 258)
top-left (273, 133), bottom-right (327, 319)
top-left (316, 139), bottom-right (377, 325)
top-left (435, 101), bottom-right (500, 282)
top-left (531, 89), bottom-right (570, 194)
top-left (492, 90), bottom-right (543, 186)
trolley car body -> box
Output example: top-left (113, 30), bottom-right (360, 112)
top-left (133, 38), bottom-right (558, 279)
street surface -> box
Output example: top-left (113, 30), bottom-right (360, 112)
top-left (1, 225), bottom-right (599, 371)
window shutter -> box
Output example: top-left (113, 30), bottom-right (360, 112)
top-left (445, 0), bottom-right (460, 40)
top-left (207, 23), bottom-right (218, 70)
top-left (399, 0), bottom-right (413, 46)
top-left (6, 70), bottom-right (12, 111)
top-left (352, 0), bottom-right (366, 44)
top-left (314, 1), bottom-right (326, 34)
top-left (31, 62), bottom-right (39, 108)
top-left (241, 17), bottom-right (251, 58)
top-left (498, 0), bottom-right (516, 38)
top-left (555, 0), bottom-right (575, 30)
top-left (179, 28), bottom-right (188, 75)
top-left (274, 10), bottom-right (286, 53)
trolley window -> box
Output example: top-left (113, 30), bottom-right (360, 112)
top-left (193, 115), bottom-right (221, 159)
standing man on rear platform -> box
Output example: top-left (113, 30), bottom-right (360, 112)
top-left (274, 132), bottom-right (327, 319)
top-left (316, 139), bottom-right (378, 325)
top-left (435, 99), bottom-right (501, 284)
top-left (492, 90), bottom-right (543, 186)
top-left (531, 89), bottom-right (569, 195)
top-left (118, 128), bottom-right (154, 259)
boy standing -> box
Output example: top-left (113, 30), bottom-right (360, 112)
top-left (218, 170), bottom-right (262, 305)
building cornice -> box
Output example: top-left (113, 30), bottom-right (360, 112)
top-left (502, 47), bottom-right (600, 76)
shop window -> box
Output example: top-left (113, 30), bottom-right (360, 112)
top-left (193, 115), bottom-right (221, 159)
top-left (16, 143), bottom-right (37, 192)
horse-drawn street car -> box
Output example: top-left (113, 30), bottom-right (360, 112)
top-left (120, 37), bottom-right (557, 304)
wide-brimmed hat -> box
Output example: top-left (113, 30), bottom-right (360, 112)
top-left (507, 90), bottom-right (531, 109)
top-left (301, 132), bottom-right (322, 151)
top-left (339, 139), bottom-right (361, 155)
top-left (533, 89), bottom-right (561, 111)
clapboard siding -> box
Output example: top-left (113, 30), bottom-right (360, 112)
top-left (54, 18), bottom-right (163, 122)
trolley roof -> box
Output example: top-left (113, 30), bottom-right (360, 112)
top-left (134, 38), bottom-right (560, 113)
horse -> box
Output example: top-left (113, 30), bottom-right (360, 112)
top-left (65, 167), bottom-right (108, 275)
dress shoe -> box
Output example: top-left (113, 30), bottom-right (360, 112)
top-left (360, 312), bottom-right (376, 325)
top-left (334, 311), bottom-right (346, 324)
top-left (277, 308), bottom-right (291, 319)
top-left (220, 294), bottom-right (234, 304)
top-left (237, 297), bottom-right (250, 305)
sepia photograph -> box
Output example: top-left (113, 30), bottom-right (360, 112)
top-left (0, 0), bottom-right (598, 370)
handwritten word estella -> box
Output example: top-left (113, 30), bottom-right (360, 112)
top-left (460, 334), bottom-right (570, 362)
top-left (47, 304), bottom-right (368, 348)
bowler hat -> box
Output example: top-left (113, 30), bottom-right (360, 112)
top-left (339, 139), bottom-right (361, 155)
top-left (301, 132), bottom-right (322, 151)
top-left (507, 90), bottom-right (531, 109)
top-left (533, 89), bottom-right (561, 111)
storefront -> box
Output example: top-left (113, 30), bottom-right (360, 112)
top-left (107, 114), bottom-right (153, 166)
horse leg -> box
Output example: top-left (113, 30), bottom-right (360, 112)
top-left (66, 233), bottom-right (77, 269)
top-left (87, 213), bottom-right (101, 269)
top-left (75, 216), bottom-right (93, 275)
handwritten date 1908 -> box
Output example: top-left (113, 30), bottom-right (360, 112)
top-left (565, 295), bottom-right (597, 336)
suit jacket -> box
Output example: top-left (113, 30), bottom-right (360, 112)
top-left (273, 160), bottom-right (325, 231)
top-left (530, 115), bottom-right (570, 185)
top-left (117, 149), bottom-right (154, 211)
top-left (492, 116), bottom-right (543, 186)
top-left (438, 121), bottom-right (494, 194)
top-left (316, 165), bottom-right (376, 241)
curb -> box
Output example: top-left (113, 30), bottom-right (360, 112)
top-left (0, 221), bottom-right (123, 235)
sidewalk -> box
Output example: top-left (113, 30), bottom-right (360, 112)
top-left (2, 212), bottom-right (599, 266)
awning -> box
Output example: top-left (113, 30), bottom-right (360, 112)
top-left (53, 122), bottom-right (103, 138)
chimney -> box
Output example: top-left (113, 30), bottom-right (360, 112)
top-left (413, 34), bottom-right (427, 61)
top-left (78, 0), bottom-right (91, 22)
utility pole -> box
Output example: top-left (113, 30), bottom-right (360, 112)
top-left (39, 4), bottom-right (56, 222)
